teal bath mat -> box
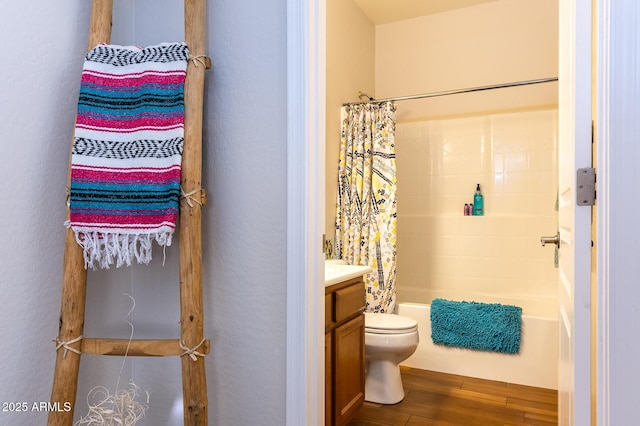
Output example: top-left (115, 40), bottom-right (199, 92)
top-left (430, 298), bottom-right (522, 354)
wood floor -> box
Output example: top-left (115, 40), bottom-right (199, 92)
top-left (346, 367), bottom-right (558, 426)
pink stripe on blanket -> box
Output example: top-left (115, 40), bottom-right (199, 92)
top-left (75, 124), bottom-right (185, 133)
top-left (82, 75), bottom-right (186, 89)
top-left (75, 116), bottom-right (184, 131)
top-left (82, 68), bottom-right (186, 78)
top-left (71, 164), bottom-right (181, 172)
top-left (71, 167), bottom-right (181, 182)
top-left (71, 214), bottom-right (178, 227)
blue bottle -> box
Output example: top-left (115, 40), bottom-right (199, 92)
top-left (473, 184), bottom-right (484, 216)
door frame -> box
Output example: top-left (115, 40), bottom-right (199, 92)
top-left (595, 1), bottom-right (639, 424)
top-left (558, 1), bottom-right (594, 424)
top-left (286, 0), bottom-right (326, 425)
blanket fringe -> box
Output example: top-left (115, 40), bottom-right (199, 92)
top-left (65, 221), bottom-right (172, 270)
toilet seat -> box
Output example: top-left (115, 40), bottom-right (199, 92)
top-left (365, 313), bottom-right (418, 334)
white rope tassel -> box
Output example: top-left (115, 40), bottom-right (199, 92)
top-left (180, 186), bottom-right (203, 208)
top-left (179, 339), bottom-right (206, 362)
top-left (54, 335), bottom-right (83, 358)
top-left (75, 382), bottom-right (149, 426)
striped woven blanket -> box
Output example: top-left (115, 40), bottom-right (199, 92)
top-left (67, 42), bottom-right (189, 269)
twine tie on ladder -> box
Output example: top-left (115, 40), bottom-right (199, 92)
top-left (180, 339), bottom-right (206, 361)
top-left (188, 55), bottom-right (208, 68)
top-left (181, 186), bottom-right (204, 208)
top-left (54, 335), bottom-right (83, 358)
top-left (65, 186), bottom-right (71, 208)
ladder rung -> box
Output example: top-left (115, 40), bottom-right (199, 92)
top-left (81, 338), bottom-right (210, 357)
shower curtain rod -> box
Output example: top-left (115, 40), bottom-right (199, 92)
top-left (342, 77), bottom-right (559, 106)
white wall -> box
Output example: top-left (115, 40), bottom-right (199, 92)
top-left (325, 0), bottom-right (375, 237)
top-left (0, 1), bottom-right (288, 425)
top-left (375, 0), bottom-right (558, 121)
top-left (202, 0), bottom-right (288, 423)
top-left (0, 3), bottom-right (91, 425)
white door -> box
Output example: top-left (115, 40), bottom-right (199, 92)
top-left (557, 1), bottom-right (592, 425)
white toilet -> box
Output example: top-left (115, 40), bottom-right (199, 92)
top-left (364, 312), bottom-right (419, 404)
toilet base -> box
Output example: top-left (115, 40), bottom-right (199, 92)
top-left (364, 359), bottom-right (405, 404)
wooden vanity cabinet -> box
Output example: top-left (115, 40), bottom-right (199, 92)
top-left (325, 277), bottom-right (366, 426)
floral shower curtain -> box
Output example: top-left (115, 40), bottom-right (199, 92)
top-left (334, 101), bottom-right (397, 313)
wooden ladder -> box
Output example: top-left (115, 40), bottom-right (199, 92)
top-left (48, 1), bottom-right (210, 424)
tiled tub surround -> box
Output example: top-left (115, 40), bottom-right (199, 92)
top-left (395, 109), bottom-right (559, 314)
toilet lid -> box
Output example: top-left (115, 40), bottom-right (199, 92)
top-left (365, 313), bottom-right (418, 334)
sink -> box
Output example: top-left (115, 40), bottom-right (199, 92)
top-left (325, 260), bottom-right (372, 287)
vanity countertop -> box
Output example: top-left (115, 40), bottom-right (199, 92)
top-left (325, 260), bottom-right (372, 287)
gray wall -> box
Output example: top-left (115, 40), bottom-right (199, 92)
top-left (0, 1), bottom-right (287, 425)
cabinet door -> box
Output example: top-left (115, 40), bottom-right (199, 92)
top-left (333, 314), bottom-right (364, 426)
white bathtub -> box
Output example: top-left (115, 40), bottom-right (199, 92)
top-left (396, 301), bottom-right (558, 390)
